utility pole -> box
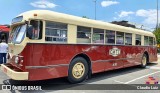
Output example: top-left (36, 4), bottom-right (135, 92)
top-left (94, 0), bottom-right (97, 20)
top-left (156, 0), bottom-right (159, 30)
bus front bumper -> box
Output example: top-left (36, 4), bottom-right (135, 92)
top-left (1, 64), bottom-right (29, 80)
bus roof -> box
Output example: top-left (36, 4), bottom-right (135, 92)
top-left (19, 10), bottom-right (154, 37)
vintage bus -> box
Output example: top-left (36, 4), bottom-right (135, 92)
top-left (1, 10), bottom-right (157, 83)
top-left (0, 25), bottom-right (10, 43)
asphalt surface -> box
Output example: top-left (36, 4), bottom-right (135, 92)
top-left (0, 55), bottom-right (160, 93)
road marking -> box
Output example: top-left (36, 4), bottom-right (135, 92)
top-left (124, 71), bottom-right (160, 84)
top-left (114, 67), bottom-right (160, 84)
top-left (146, 66), bottom-right (160, 70)
top-left (114, 80), bottom-right (125, 84)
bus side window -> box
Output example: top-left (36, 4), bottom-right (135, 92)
top-left (144, 36), bottom-right (149, 46)
top-left (77, 26), bottom-right (91, 43)
top-left (106, 30), bottom-right (115, 44)
top-left (125, 33), bottom-right (132, 45)
top-left (29, 20), bottom-right (43, 39)
top-left (77, 32), bottom-right (88, 38)
top-left (136, 40), bottom-right (141, 45)
top-left (153, 38), bottom-right (156, 45)
top-left (116, 32), bottom-right (124, 45)
top-left (135, 34), bottom-right (141, 45)
top-left (149, 37), bottom-right (153, 46)
top-left (45, 21), bottom-right (67, 42)
top-left (92, 28), bottom-right (104, 44)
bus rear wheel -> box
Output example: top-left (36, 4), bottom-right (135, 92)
top-left (68, 57), bottom-right (89, 83)
top-left (140, 54), bottom-right (147, 68)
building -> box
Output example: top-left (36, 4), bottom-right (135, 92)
top-left (111, 20), bottom-right (136, 28)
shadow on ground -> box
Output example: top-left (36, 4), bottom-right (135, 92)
top-left (2, 63), bottom-right (158, 92)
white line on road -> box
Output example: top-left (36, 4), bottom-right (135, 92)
top-left (114, 80), bottom-right (125, 84)
top-left (124, 71), bottom-right (160, 84)
top-left (113, 65), bottom-right (160, 84)
top-left (146, 66), bottom-right (160, 70)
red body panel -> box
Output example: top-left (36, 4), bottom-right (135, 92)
top-left (8, 43), bottom-right (157, 80)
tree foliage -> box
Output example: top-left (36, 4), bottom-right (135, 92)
top-left (153, 27), bottom-right (160, 44)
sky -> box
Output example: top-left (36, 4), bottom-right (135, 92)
top-left (0, 0), bottom-right (159, 31)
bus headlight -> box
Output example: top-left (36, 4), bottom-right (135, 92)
top-left (15, 56), bottom-right (19, 64)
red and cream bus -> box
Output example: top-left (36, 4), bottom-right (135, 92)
top-left (1, 10), bottom-right (157, 83)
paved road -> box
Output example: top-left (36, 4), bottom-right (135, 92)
top-left (0, 56), bottom-right (159, 93)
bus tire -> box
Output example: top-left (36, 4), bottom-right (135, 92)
top-left (140, 54), bottom-right (147, 68)
top-left (68, 57), bottom-right (89, 83)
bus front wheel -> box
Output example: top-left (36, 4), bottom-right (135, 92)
top-left (68, 57), bottom-right (89, 83)
top-left (140, 54), bottom-right (147, 68)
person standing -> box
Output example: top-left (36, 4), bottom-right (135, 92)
top-left (0, 39), bottom-right (8, 64)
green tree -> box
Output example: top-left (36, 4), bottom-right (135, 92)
top-left (153, 27), bottom-right (160, 44)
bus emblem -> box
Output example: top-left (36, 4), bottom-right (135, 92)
top-left (109, 48), bottom-right (121, 57)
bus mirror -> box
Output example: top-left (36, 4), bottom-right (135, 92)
top-left (27, 25), bottom-right (33, 39)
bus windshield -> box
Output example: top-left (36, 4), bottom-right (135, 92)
top-left (9, 24), bottom-right (27, 44)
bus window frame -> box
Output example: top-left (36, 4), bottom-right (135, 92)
top-left (105, 30), bottom-right (115, 45)
top-left (125, 33), bottom-right (132, 45)
top-left (77, 26), bottom-right (91, 44)
top-left (45, 21), bottom-right (68, 43)
top-left (28, 20), bottom-right (43, 40)
top-left (149, 37), bottom-right (154, 46)
top-left (144, 36), bottom-right (149, 46)
top-left (9, 24), bottom-right (27, 44)
top-left (153, 37), bottom-right (156, 46)
top-left (135, 34), bottom-right (141, 46)
top-left (92, 28), bottom-right (104, 44)
top-left (116, 31), bottom-right (125, 45)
